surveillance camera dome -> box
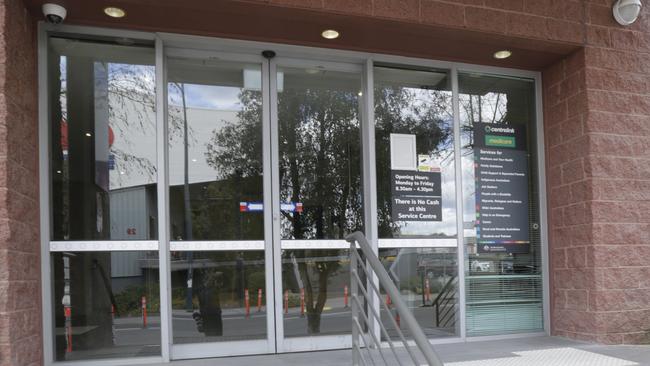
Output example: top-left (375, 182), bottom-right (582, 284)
top-left (42, 3), bottom-right (67, 24)
top-left (613, 0), bottom-right (642, 26)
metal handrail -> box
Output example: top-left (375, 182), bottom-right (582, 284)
top-left (346, 231), bottom-right (445, 366)
top-left (431, 276), bottom-right (457, 327)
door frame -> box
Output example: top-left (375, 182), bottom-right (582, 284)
top-left (162, 47), bottom-right (277, 359)
top-left (37, 23), bottom-right (548, 366)
top-left (269, 57), bottom-right (364, 353)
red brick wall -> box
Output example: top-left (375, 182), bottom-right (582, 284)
top-left (0, 0), bottom-right (41, 365)
top-left (543, 2), bottom-right (650, 344)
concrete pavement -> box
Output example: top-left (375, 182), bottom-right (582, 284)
top-left (142, 336), bottom-right (650, 366)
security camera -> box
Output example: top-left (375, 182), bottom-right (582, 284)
top-left (42, 3), bottom-right (67, 24)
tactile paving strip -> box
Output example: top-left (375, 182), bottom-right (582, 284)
top-left (445, 347), bottom-right (638, 366)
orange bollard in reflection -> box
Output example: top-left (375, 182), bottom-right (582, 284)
top-left (245, 288), bottom-right (250, 318)
top-left (386, 294), bottom-right (392, 308)
top-left (111, 304), bottom-right (116, 345)
top-left (344, 285), bottom-right (349, 308)
top-left (141, 296), bottom-right (147, 328)
top-left (425, 278), bottom-right (431, 304)
top-left (257, 288), bottom-right (263, 312)
top-left (300, 288), bottom-right (305, 318)
top-left (284, 290), bottom-right (289, 314)
top-left (64, 306), bottom-right (72, 353)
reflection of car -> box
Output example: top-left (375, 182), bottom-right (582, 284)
top-left (417, 254), bottom-right (456, 278)
top-left (471, 260), bottom-right (491, 272)
top-left (500, 261), bottom-right (513, 274)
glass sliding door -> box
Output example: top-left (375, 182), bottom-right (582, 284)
top-left (273, 61), bottom-right (363, 351)
top-left (166, 54), bottom-right (275, 358)
top-left (373, 65), bottom-right (460, 340)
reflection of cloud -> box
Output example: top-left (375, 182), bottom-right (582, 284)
top-left (170, 84), bottom-right (242, 111)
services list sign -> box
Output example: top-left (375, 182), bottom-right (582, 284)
top-left (473, 123), bottom-right (529, 254)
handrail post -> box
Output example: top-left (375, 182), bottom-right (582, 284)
top-left (350, 241), bottom-right (360, 366)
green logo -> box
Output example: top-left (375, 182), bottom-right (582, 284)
top-left (485, 135), bottom-right (515, 148)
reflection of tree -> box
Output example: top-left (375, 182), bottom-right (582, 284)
top-left (107, 64), bottom-right (157, 185)
top-left (205, 80), bottom-right (363, 334)
top-left (374, 85), bottom-right (453, 237)
top-left (459, 92), bottom-right (508, 154)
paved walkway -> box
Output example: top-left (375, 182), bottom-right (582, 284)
top-left (146, 336), bottom-right (650, 366)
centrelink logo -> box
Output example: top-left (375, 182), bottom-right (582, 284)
top-left (485, 125), bottom-right (515, 134)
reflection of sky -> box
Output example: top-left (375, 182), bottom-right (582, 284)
top-left (169, 84), bottom-right (242, 111)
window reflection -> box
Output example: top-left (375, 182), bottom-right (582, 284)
top-left (167, 60), bottom-right (264, 241)
top-left (53, 251), bottom-right (160, 360)
top-left (459, 73), bottom-right (543, 336)
top-left (171, 251), bottom-right (267, 343)
top-left (281, 249), bottom-right (350, 337)
top-left (277, 67), bottom-right (362, 337)
top-left (49, 38), bottom-right (157, 241)
top-left (374, 66), bottom-right (456, 239)
top-left (379, 248), bottom-right (459, 339)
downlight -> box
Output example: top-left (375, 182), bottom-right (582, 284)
top-left (104, 7), bottom-right (126, 18)
top-left (493, 50), bottom-right (512, 59)
top-left (321, 29), bottom-right (340, 40)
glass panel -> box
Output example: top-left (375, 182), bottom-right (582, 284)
top-left (281, 249), bottom-right (350, 337)
top-left (374, 66), bottom-right (456, 239)
top-left (170, 251), bottom-right (266, 343)
top-left (373, 65), bottom-right (458, 338)
top-left (167, 58), bottom-right (264, 241)
top-left (166, 58), bottom-right (267, 344)
top-left (52, 251), bottom-right (160, 360)
top-left (379, 248), bottom-right (458, 339)
top-left (459, 72), bottom-right (543, 336)
top-left (49, 37), bottom-right (157, 240)
top-left (277, 66), bottom-right (362, 337)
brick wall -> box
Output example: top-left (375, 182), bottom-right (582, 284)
top-left (542, 2), bottom-right (650, 344)
top-left (0, 0), bottom-right (41, 365)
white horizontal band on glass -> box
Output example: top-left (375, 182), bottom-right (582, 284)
top-left (170, 240), bottom-right (265, 251)
top-left (280, 240), bottom-right (350, 249)
top-left (378, 238), bottom-right (458, 248)
top-left (49, 241), bottom-right (159, 252)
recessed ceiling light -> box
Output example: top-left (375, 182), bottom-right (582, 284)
top-left (104, 7), bottom-right (126, 18)
top-left (493, 50), bottom-right (512, 59)
top-left (85, 132), bottom-right (92, 137)
top-left (191, 158), bottom-right (197, 162)
top-left (321, 29), bottom-right (340, 40)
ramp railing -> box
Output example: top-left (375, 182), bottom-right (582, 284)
top-left (346, 231), bottom-right (444, 366)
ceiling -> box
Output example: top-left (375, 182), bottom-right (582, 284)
top-left (24, 0), bottom-right (581, 71)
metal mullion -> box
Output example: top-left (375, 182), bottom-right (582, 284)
top-left (262, 55), bottom-right (277, 353)
top-left (451, 66), bottom-right (467, 341)
top-left (38, 23), bottom-right (55, 366)
top-left (269, 57), bottom-right (284, 352)
top-left (534, 73), bottom-right (551, 335)
top-left (361, 57), bottom-right (381, 347)
top-left (155, 34), bottom-right (173, 361)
